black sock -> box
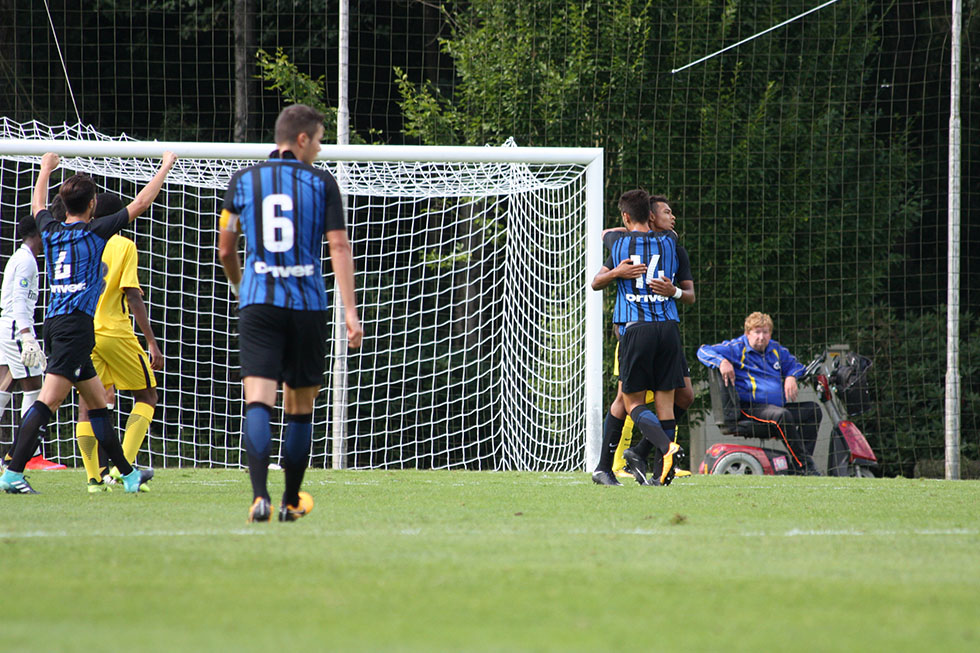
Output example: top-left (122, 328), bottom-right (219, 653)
top-left (673, 405), bottom-right (687, 422)
top-left (244, 402), bottom-right (272, 500)
top-left (90, 408), bottom-right (133, 476)
top-left (97, 407), bottom-right (112, 476)
top-left (633, 438), bottom-right (653, 459)
top-left (597, 412), bottom-right (625, 472)
top-left (8, 401), bottom-right (53, 472)
top-left (661, 419), bottom-right (676, 443)
top-left (97, 439), bottom-right (110, 478)
top-left (282, 413), bottom-right (312, 507)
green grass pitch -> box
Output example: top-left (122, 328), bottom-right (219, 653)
top-left (2, 469), bottom-right (978, 652)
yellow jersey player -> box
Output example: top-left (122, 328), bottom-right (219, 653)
top-left (75, 193), bottom-right (164, 493)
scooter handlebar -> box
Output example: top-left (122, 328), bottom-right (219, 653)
top-left (801, 350), bottom-right (828, 380)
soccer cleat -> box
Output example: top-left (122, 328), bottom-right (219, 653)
top-left (591, 470), bottom-right (623, 486)
top-left (109, 465), bottom-right (151, 489)
top-left (674, 469), bottom-right (693, 478)
top-left (25, 455), bottom-right (67, 471)
top-left (87, 478), bottom-right (112, 493)
top-left (121, 467), bottom-right (154, 493)
top-left (278, 491), bottom-right (314, 522)
top-left (622, 448), bottom-right (651, 486)
top-left (248, 497), bottom-right (272, 523)
top-left (0, 470), bottom-right (39, 494)
top-left (659, 442), bottom-right (685, 486)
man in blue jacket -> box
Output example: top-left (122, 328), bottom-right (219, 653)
top-left (697, 312), bottom-right (821, 475)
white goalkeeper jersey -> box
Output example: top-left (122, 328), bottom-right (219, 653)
top-left (0, 244), bottom-right (40, 340)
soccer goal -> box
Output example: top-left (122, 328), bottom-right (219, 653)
top-left (0, 119), bottom-right (604, 472)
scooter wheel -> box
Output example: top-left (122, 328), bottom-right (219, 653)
top-left (712, 452), bottom-right (765, 475)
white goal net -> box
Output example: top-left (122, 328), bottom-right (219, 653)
top-left (0, 119), bottom-right (603, 471)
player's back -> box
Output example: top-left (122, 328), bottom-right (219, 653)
top-left (94, 234), bottom-right (140, 338)
top-left (37, 208), bottom-right (129, 319)
top-left (606, 230), bottom-right (681, 324)
top-left (225, 153), bottom-right (343, 311)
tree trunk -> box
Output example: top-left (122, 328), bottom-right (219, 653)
top-left (233, 0), bottom-right (255, 142)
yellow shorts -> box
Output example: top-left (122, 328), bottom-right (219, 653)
top-left (91, 334), bottom-right (157, 391)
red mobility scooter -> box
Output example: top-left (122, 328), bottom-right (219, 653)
top-left (700, 349), bottom-right (877, 477)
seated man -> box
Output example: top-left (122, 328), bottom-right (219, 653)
top-left (697, 311), bottom-right (821, 475)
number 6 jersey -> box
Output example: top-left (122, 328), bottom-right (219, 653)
top-left (220, 150), bottom-right (345, 311)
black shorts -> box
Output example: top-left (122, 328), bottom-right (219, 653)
top-left (43, 312), bottom-right (98, 383)
top-left (618, 321), bottom-right (686, 394)
top-left (238, 304), bottom-right (328, 388)
top-left (615, 325), bottom-right (690, 385)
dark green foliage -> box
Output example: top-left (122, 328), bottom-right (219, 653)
top-left (396, 0), bottom-right (976, 475)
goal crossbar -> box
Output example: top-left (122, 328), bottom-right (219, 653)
top-left (0, 139), bottom-right (602, 166)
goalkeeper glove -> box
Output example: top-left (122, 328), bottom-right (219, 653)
top-left (230, 280), bottom-right (240, 299)
top-left (19, 332), bottom-right (46, 370)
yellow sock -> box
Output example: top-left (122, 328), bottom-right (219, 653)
top-left (76, 422), bottom-right (100, 482)
top-left (122, 402), bottom-right (154, 463)
top-left (612, 421), bottom-right (633, 473)
top-left (613, 390), bottom-right (656, 472)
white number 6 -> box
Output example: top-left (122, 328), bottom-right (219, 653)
top-left (262, 193), bottom-right (294, 253)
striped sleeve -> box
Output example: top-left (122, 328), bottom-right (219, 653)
top-left (697, 339), bottom-right (738, 368)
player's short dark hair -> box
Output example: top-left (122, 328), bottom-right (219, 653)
top-left (17, 216), bottom-right (38, 241)
top-left (274, 104), bottom-right (324, 145)
top-left (49, 195), bottom-right (67, 221)
top-left (94, 192), bottom-right (125, 218)
top-left (618, 189), bottom-right (651, 225)
top-left (59, 173), bottom-right (98, 215)
top-left (649, 194), bottom-right (669, 211)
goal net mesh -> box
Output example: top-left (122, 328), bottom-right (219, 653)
top-left (0, 119), bottom-right (593, 471)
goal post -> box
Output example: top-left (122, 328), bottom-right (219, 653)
top-left (0, 121), bottom-right (604, 472)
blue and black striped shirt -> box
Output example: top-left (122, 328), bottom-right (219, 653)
top-left (35, 207), bottom-right (129, 318)
top-left (222, 151), bottom-right (345, 311)
top-left (603, 230), bottom-right (681, 324)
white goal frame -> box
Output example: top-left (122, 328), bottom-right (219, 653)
top-left (0, 138), bottom-right (605, 471)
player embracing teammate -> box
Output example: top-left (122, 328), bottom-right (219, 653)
top-left (590, 189), bottom-right (687, 486)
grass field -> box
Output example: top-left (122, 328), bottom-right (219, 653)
top-left (2, 469), bottom-right (978, 652)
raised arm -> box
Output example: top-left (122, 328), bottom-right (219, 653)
top-left (126, 151), bottom-right (177, 222)
top-left (32, 153), bottom-right (60, 216)
top-left (327, 229), bottom-right (363, 349)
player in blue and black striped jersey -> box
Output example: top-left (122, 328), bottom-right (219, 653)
top-left (602, 196), bottom-right (697, 480)
top-left (0, 151), bottom-right (176, 495)
top-left (219, 104), bottom-right (362, 524)
top-left (588, 189), bottom-right (685, 486)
